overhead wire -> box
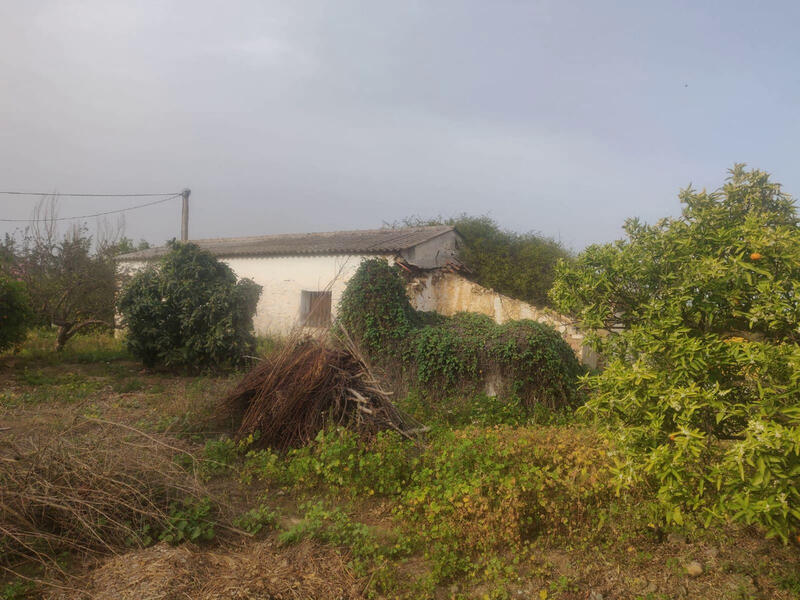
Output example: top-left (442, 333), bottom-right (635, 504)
top-left (0, 193), bottom-right (183, 223)
top-left (0, 191), bottom-right (180, 197)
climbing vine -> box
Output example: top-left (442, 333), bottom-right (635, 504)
top-left (336, 258), bottom-right (419, 355)
top-left (337, 259), bottom-right (582, 409)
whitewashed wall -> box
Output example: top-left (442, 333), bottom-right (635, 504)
top-left (223, 254), bottom-right (392, 336)
top-left (118, 254), bottom-right (392, 336)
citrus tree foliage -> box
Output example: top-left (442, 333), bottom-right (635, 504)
top-left (401, 215), bottom-right (571, 306)
top-left (0, 272), bottom-right (31, 351)
top-left (338, 259), bottom-right (582, 408)
top-left (118, 242), bottom-right (262, 370)
top-left (550, 166), bottom-right (800, 542)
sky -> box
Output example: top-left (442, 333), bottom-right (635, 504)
top-left (1, 1), bottom-right (799, 251)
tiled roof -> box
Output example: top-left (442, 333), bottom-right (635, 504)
top-left (117, 225), bottom-right (456, 261)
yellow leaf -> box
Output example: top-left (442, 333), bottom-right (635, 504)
top-left (539, 589), bottom-right (548, 600)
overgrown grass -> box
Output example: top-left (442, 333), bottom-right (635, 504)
top-left (4, 332), bottom-right (800, 599)
top-left (254, 334), bottom-right (285, 357)
top-left (6, 327), bottom-right (129, 365)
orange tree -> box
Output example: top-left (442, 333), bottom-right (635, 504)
top-left (550, 165), bottom-right (800, 542)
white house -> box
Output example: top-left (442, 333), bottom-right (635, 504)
top-left (118, 224), bottom-right (598, 367)
top-left (117, 225), bottom-right (461, 336)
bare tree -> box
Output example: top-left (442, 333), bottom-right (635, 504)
top-left (10, 196), bottom-right (122, 350)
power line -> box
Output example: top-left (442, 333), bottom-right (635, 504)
top-left (0, 191), bottom-right (180, 198)
top-left (0, 194), bottom-right (183, 223)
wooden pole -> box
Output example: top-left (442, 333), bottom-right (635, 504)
top-left (181, 188), bottom-right (190, 241)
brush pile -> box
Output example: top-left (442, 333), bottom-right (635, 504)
top-left (224, 336), bottom-right (418, 450)
top-left (0, 421), bottom-right (208, 576)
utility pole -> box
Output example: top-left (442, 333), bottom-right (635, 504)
top-left (181, 188), bottom-right (191, 241)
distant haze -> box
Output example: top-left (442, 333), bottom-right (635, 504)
top-left (1, 1), bottom-right (799, 251)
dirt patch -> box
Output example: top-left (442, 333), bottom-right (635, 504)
top-left (47, 539), bottom-right (362, 600)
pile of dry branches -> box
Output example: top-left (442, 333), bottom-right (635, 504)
top-left (224, 334), bottom-right (419, 450)
top-left (0, 421), bottom-right (207, 579)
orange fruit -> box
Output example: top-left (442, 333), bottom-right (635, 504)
top-left (750, 252), bottom-right (763, 260)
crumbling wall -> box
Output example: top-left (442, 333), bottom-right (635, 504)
top-left (407, 271), bottom-right (598, 369)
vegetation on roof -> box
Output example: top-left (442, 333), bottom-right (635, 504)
top-left (401, 214), bottom-right (571, 306)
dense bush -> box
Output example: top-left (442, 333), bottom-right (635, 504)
top-left (118, 242), bottom-right (262, 370)
top-left (338, 259), bottom-right (582, 409)
top-left (410, 312), bottom-right (582, 408)
top-left (0, 273), bottom-right (31, 352)
top-left (336, 258), bottom-right (419, 354)
top-left (401, 214), bottom-right (571, 306)
top-left (551, 165), bottom-right (800, 542)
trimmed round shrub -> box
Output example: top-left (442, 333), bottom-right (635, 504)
top-left (0, 273), bottom-right (31, 352)
top-left (118, 242), bottom-right (262, 370)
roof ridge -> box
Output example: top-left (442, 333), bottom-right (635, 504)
top-left (117, 225), bottom-right (457, 261)
top-left (185, 224), bottom-right (453, 245)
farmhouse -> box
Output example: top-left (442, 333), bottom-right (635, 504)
top-left (118, 224), bottom-right (596, 367)
top-left (117, 225), bottom-right (461, 336)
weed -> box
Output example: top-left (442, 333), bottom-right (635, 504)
top-left (200, 437), bottom-right (240, 477)
top-left (282, 428), bottom-right (417, 496)
top-left (159, 497), bottom-right (216, 544)
top-left (8, 328), bottom-right (128, 365)
top-left (278, 501), bottom-right (386, 574)
top-left (394, 426), bottom-right (625, 583)
top-left (399, 390), bottom-right (576, 427)
top-left (2, 374), bottom-right (104, 406)
top-left (775, 571), bottom-right (800, 594)
top-left (233, 503), bottom-right (278, 535)
top-left (255, 423), bottom-right (636, 589)
top-left (240, 445), bottom-right (282, 485)
top-left (0, 581), bottom-right (33, 600)
top-left (16, 369), bottom-right (58, 386)
top-left (549, 574), bottom-right (578, 595)
top-left (255, 334), bottom-right (284, 357)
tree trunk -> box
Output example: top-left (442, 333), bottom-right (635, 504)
top-left (56, 324), bottom-right (71, 352)
top-left (55, 320), bottom-right (112, 351)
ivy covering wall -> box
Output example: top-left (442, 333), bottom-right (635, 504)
top-left (337, 259), bottom-right (583, 408)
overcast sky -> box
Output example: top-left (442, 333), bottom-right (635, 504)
top-left (1, 1), bottom-right (798, 251)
